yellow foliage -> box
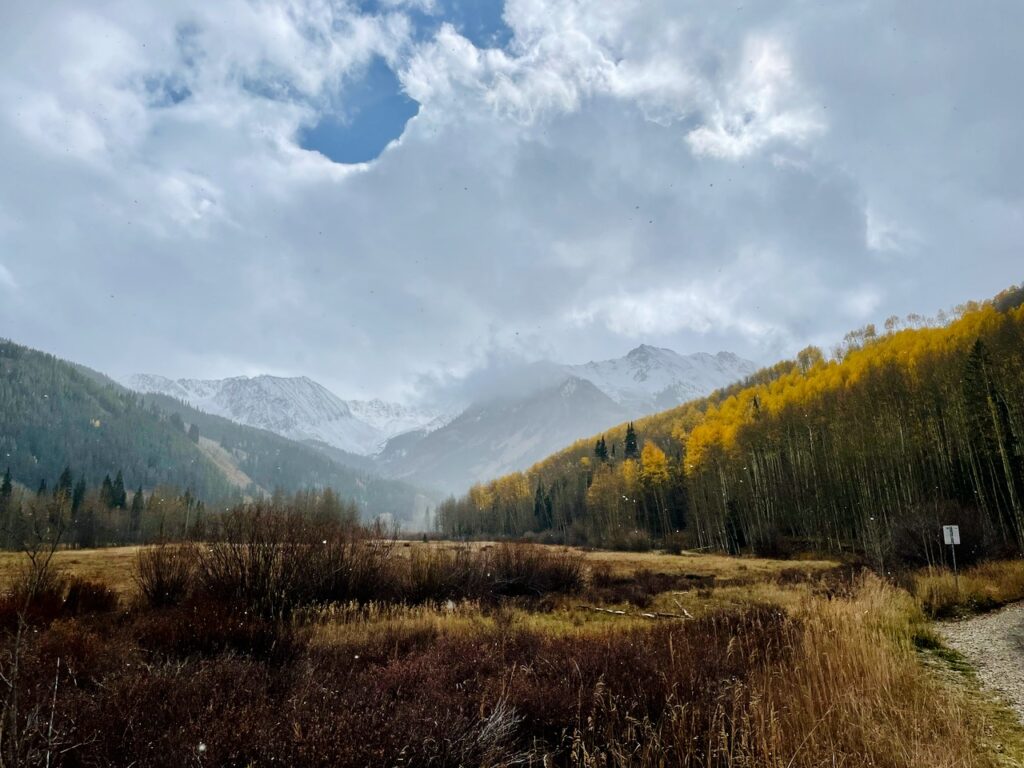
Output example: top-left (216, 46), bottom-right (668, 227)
top-left (640, 442), bottom-right (669, 486)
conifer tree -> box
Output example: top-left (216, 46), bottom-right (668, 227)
top-left (624, 423), bottom-right (640, 460)
top-left (0, 468), bottom-right (11, 503)
top-left (594, 436), bottom-right (609, 461)
top-left (71, 478), bottom-right (86, 515)
top-left (112, 470), bottom-right (127, 509)
top-left (54, 466), bottom-right (73, 500)
top-left (130, 486), bottom-right (144, 535)
top-left (100, 474), bottom-right (114, 508)
top-left (0, 468), bottom-right (11, 529)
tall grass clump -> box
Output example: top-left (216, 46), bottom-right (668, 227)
top-left (401, 543), bottom-right (583, 601)
top-left (135, 543), bottom-right (196, 607)
top-left (193, 506), bottom-right (395, 618)
top-left (913, 559), bottom-right (1024, 617)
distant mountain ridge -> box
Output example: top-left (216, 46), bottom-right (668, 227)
top-left (123, 345), bottom-right (756, 494)
top-left (122, 374), bottom-right (443, 455)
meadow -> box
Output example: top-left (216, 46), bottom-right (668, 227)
top-left (0, 508), bottom-right (1022, 767)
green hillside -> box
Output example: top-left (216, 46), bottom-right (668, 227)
top-left (0, 340), bottom-right (429, 523)
top-left (438, 285), bottom-right (1024, 566)
top-left (0, 340), bottom-right (231, 499)
top-left (141, 392), bottom-right (430, 520)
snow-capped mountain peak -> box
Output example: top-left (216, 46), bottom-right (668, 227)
top-left (121, 374), bottom-right (441, 456)
top-left (564, 346), bottom-right (757, 415)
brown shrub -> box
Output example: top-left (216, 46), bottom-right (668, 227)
top-left (62, 577), bottom-right (119, 616)
top-left (135, 543), bottom-right (196, 607)
top-left (0, 565), bottom-right (67, 630)
top-left (487, 543), bottom-right (584, 597)
top-left (133, 596), bottom-right (302, 661)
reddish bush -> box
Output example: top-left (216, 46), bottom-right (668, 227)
top-left (62, 577), bottom-right (119, 616)
top-left (133, 597), bottom-right (302, 661)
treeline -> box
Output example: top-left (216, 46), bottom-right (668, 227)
top-left (0, 465), bottom-right (358, 550)
top-left (438, 285), bottom-right (1024, 566)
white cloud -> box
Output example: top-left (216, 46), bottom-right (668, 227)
top-left (0, 263), bottom-right (16, 290)
top-left (865, 206), bottom-right (921, 255)
top-left (841, 287), bottom-right (883, 319)
top-left (566, 249), bottom-right (794, 347)
top-left (0, 0), bottom-right (1022, 400)
top-left (686, 36), bottom-right (824, 160)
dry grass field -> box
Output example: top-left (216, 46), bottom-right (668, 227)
top-left (0, 542), bottom-right (839, 599)
top-left (1, 521), bottom-right (1022, 767)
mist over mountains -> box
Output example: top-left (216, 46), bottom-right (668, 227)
top-left (123, 346), bottom-right (756, 493)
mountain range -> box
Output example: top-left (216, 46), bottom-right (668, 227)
top-left (123, 346), bottom-right (756, 494)
top-left (122, 374), bottom-right (445, 455)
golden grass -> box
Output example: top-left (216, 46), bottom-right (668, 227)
top-left (0, 542), bottom-right (838, 599)
top-left (0, 545), bottom-right (142, 595)
top-left (3, 541), bottom-right (1023, 765)
top-left (576, 547), bottom-right (837, 579)
top-left (766, 575), bottom-right (1020, 767)
top-left (913, 559), bottom-right (1024, 618)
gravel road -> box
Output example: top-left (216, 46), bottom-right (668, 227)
top-left (936, 602), bottom-right (1024, 722)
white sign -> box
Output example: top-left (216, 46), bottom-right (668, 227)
top-left (943, 525), bottom-right (960, 546)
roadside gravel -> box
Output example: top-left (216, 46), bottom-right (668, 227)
top-left (937, 602), bottom-right (1024, 723)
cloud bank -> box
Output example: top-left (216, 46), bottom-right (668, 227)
top-left (1, 0), bottom-right (1021, 401)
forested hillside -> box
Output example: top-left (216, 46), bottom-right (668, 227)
top-left (142, 392), bottom-right (429, 520)
top-left (0, 341), bottom-right (429, 524)
top-left (0, 340), bottom-right (231, 499)
top-left (438, 286), bottom-right (1024, 566)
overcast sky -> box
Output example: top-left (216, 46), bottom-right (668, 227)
top-left (1, 1), bottom-right (1021, 402)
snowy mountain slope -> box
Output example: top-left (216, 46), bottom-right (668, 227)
top-left (376, 377), bottom-right (630, 494)
top-left (564, 345), bottom-right (757, 416)
top-left (347, 399), bottom-right (454, 440)
top-left (121, 374), bottom-right (442, 455)
top-left (124, 344), bottom-right (755, 491)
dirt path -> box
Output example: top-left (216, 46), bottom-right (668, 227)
top-left (937, 602), bottom-right (1024, 722)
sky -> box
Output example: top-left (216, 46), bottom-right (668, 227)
top-left (0, 0), bottom-right (1021, 402)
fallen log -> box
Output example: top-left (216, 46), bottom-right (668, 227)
top-left (575, 605), bottom-right (693, 620)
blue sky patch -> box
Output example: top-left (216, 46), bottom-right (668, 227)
top-left (437, 0), bottom-right (512, 49)
top-left (356, 0), bottom-right (512, 49)
top-left (298, 57), bottom-right (419, 165)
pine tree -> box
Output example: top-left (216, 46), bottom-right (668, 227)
top-left (129, 486), bottom-right (144, 536)
top-left (594, 436), bottom-right (609, 461)
top-left (71, 478), bottom-right (86, 514)
top-left (188, 423), bottom-right (200, 443)
top-left (624, 423), bottom-right (640, 460)
top-left (0, 468), bottom-right (11, 528)
top-left (54, 466), bottom-right (73, 500)
top-left (100, 474), bottom-right (114, 508)
top-left (0, 468), bottom-right (11, 503)
top-left (112, 470), bottom-right (127, 509)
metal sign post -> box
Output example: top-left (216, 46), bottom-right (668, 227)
top-left (943, 525), bottom-right (960, 593)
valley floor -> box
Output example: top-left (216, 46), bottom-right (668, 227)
top-left (1, 541), bottom-right (1023, 766)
